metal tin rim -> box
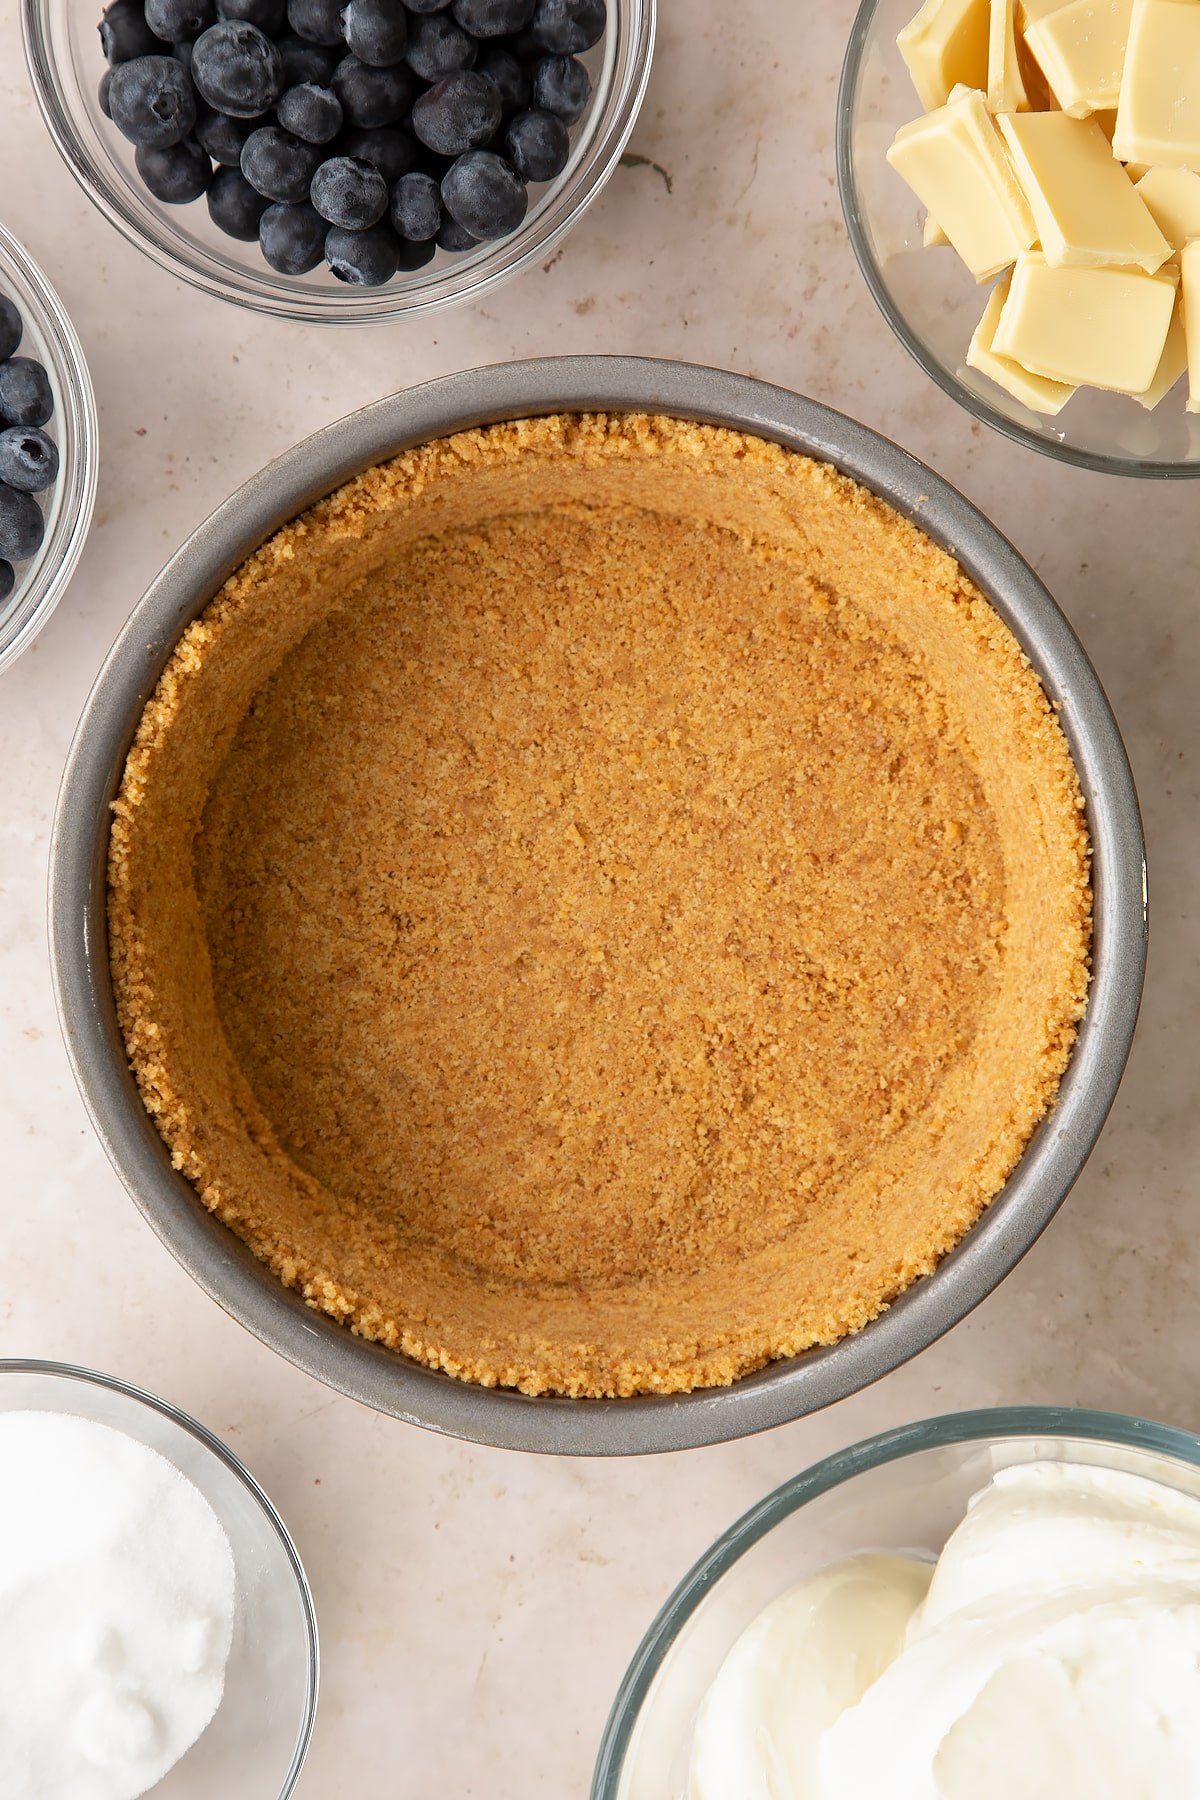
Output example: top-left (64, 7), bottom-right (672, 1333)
top-left (47, 356), bottom-right (1148, 1456)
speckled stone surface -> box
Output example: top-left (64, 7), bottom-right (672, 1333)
top-left (0, 3), bottom-right (1197, 1794)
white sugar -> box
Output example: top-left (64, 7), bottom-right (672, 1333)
top-left (0, 1410), bottom-right (235, 1800)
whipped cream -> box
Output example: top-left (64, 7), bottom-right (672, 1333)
top-left (689, 1461), bottom-right (1200, 1800)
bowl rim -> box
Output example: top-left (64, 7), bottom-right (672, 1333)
top-left (48, 354), bottom-right (1148, 1457)
top-left (836, 0), bottom-right (1200, 480)
top-left (0, 1355), bottom-right (319, 1796)
top-left (0, 220), bottom-right (99, 672)
top-left (589, 1403), bottom-right (1200, 1796)
top-left (20, 0), bottom-right (656, 326)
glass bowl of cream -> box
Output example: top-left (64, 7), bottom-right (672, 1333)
top-left (0, 1359), bottom-right (317, 1798)
top-left (592, 1406), bottom-right (1200, 1799)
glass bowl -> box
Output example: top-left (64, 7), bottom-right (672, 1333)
top-left (0, 1359), bottom-right (318, 1797)
top-left (22, 0), bottom-right (656, 325)
top-left (592, 1405), bottom-right (1200, 1797)
top-left (0, 222), bottom-right (98, 674)
top-left (838, 0), bottom-right (1200, 476)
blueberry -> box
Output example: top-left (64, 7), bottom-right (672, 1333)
top-left (0, 561), bottom-right (13, 605)
top-left (435, 212), bottom-right (477, 250)
top-left (339, 125), bottom-right (419, 181)
top-left (389, 169), bottom-right (442, 239)
top-left (529, 0), bottom-right (604, 52)
top-left (405, 0), bottom-right (452, 10)
top-left (136, 136), bottom-right (214, 200)
top-left (310, 154), bottom-right (388, 226)
top-left (504, 106), bottom-right (567, 180)
top-left (195, 102), bottom-right (255, 163)
top-left (99, 0), bottom-right (161, 64)
top-left (277, 81), bottom-right (343, 142)
top-left (276, 30), bottom-right (340, 84)
top-left (172, 38), bottom-right (196, 76)
top-left (324, 222), bottom-right (401, 284)
top-left (145, 0), bottom-right (217, 39)
top-left (191, 21), bottom-right (285, 116)
top-left (100, 66), bottom-right (115, 116)
top-left (331, 55), bottom-right (414, 127)
top-left (108, 55), bottom-right (198, 148)
top-left (452, 0), bottom-right (534, 31)
top-left (286, 0), bottom-right (344, 43)
top-left (259, 199), bottom-right (327, 270)
top-left (412, 71), bottom-right (501, 156)
top-left (207, 163), bottom-right (271, 235)
top-left (0, 427), bottom-right (59, 494)
top-left (441, 148), bottom-right (525, 238)
top-left (0, 360), bottom-right (54, 430)
top-left (0, 297), bottom-right (21, 363)
top-left (531, 52), bottom-right (588, 122)
top-left (405, 13), bottom-right (477, 79)
top-left (476, 45), bottom-right (530, 115)
top-left (216, 0), bottom-right (287, 28)
top-left (341, 0), bottom-right (409, 67)
top-left (241, 125), bottom-right (323, 201)
top-left (0, 485), bottom-right (45, 563)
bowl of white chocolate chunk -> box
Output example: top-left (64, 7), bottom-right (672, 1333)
top-left (0, 1360), bottom-right (317, 1798)
top-left (593, 1407), bottom-right (1200, 1799)
top-left (838, 0), bottom-right (1200, 473)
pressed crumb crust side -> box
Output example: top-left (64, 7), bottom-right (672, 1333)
top-left (108, 414), bottom-right (1092, 1398)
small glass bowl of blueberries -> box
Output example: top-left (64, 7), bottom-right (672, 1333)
top-left (0, 224), bottom-right (98, 673)
top-left (22, 0), bottom-right (656, 323)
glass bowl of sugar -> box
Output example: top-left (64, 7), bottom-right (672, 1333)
top-left (0, 1359), bottom-right (317, 1798)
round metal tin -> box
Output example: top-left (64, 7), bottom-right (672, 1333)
top-left (48, 358), bottom-right (1147, 1455)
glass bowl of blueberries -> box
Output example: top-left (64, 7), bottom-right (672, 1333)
top-left (22, 0), bottom-right (656, 323)
top-left (0, 222), bottom-right (98, 674)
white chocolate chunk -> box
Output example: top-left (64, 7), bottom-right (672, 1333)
top-left (1017, 0), bottom-right (1070, 22)
top-left (1025, 0), bottom-right (1135, 116)
top-left (1181, 239), bottom-right (1200, 410)
top-left (1136, 167), bottom-right (1200, 247)
top-left (997, 110), bottom-right (1171, 268)
top-left (898, 0), bottom-right (992, 111)
top-left (992, 250), bottom-right (1177, 389)
top-left (887, 89), bottom-right (1037, 280)
top-left (989, 0), bottom-right (1032, 108)
top-left (1136, 294), bottom-right (1189, 406)
top-left (1014, 30), bottom-right (1059, 108)
top-left (1114, 0), bottom-right (1200, 168)
top-left (966, 277), bottom-right (1077, 410)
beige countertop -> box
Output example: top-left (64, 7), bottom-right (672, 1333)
top-left (1, 2), bottom-right (1197, 1793)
